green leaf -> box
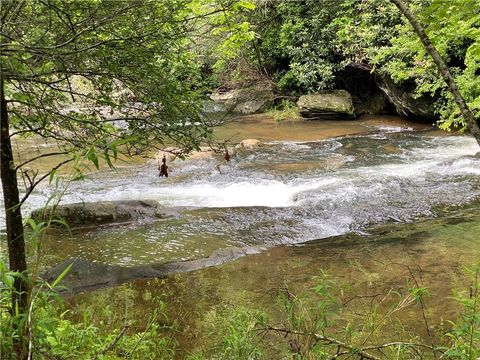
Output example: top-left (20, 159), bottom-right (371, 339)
top-left (104, 152), bottom-right (114, 169)
top-left (88, 151), bottom-right (99, 169)
top-left (50, 263), bottom-right (73, 289)
top-left (49, 169), bottom-right (57, 184)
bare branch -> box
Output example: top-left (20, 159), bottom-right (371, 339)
top-left (19, 158), bottom-right (72, 206)
top-left (15, 151), bottom-right (69, 172)
top-left (95, 325), bottom-right (129, 358)
top-left (265, 326), bottom-right (382, 360)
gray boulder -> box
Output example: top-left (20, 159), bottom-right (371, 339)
top-left (30, 200), bottom-right (179, 228)
top-left (210, 81), bottom-right (275, 115)
top-left (297, 90), bottom-right (355, 120)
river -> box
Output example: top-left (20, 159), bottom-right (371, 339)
top-left (16, 115), bottom-right (479, 266)
top-left (2, 114), bottom-right (480, 356)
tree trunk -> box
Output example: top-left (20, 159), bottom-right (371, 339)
top-left (0, 78), bottom-right (29, 350)
top-left (389, 0), bottom-right (480, 147)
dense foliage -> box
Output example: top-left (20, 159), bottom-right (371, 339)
top-left (226, 0), bottom-right (480, 128)
top-left (2, 0), bottom-right (254, 156)
top-left (248, 0), bottom-right (346, 93)
top-left (341, 0), bottom-right (480, 130)
top-left (0, 261), bottom-right (177, 359)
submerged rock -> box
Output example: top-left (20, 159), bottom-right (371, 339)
top-left (210, 81), bottom-right (275, 115)
top-left (44, 246), bottom-right (258, 293)
top-left (30, 200), bottom-right (179, 228)
top-left (297, 90), bottom-right (355, 120)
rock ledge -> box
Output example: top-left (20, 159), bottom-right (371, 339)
top-left (297, 90), bottom-right (355, 120)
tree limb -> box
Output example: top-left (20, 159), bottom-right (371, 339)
top-left (19, 158), bottom-right (72, 206)
top-left (390, 0), bottom-right (480, 147)
top-left (15, 151), bottom-right (69, 172)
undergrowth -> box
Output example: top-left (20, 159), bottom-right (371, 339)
top-left (1, 258), bottom-right (479, 359)
top-left (267, 100), bottom-right (302, 122)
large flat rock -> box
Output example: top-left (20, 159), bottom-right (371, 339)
top-left (210, 81), bottom-right (275, 115)
top-left (30, 200), bottom-right (179, 228)
top-left (297, 90), bottom-right (355, 120)
top-left (43, 246), bottom-right (258, 293)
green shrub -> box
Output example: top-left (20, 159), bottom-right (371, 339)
top-left (444, 265), bottom-right (480, 359)
top-left (188, 305), bottom-right (267, 359)
top-left (267, 100), bottom-right (302, 122)
top-left (0, 261), bottom-right (175, 359)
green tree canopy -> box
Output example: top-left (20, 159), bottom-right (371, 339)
top-left (326, 0), bottom-right (480, 130)
top-left (248, 0), bottom-right (346, 93)
top-left (2, 0), bottom-right (254, 160)
top-left (0, 2), bottom-right (254, 356)
top-left (229, 0), bottom-right (479, 131)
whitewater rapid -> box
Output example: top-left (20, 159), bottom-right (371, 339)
top-left (1, 125), bottom-right (480, 264)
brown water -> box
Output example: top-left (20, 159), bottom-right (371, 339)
top-left (213, 114), bottom-right (433, 142)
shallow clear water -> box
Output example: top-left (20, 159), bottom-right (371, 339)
top-left (71, 202), bottom-right (480, 357)
top-left (5, 116), bottom-right (480, 355)
top-left (26, 122), bottom-right (480, 266)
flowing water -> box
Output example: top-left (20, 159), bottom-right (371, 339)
top-left (20, 116), bottom-right (478, 266)
top-left (3, 115), bottom-right (480, 355)
top-left (2, 116), bottom-right (480, 266)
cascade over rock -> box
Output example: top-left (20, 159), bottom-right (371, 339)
top-left (297, 90), bottom-right (355, 120)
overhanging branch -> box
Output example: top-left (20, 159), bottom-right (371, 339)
top-left (19, 158), bottom-right (72, 206)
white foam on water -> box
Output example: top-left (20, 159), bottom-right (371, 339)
top-left (1, 133), bottom-right (479, 230)
top-left (161, 178), bottom-right (340, 207)
top-left (373, 125), bottom-right (414, 133)
top-left (265, 141), bottom-right (312, 150)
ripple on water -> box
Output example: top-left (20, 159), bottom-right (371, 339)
top-left (5, 129), bottom-right (480, 266)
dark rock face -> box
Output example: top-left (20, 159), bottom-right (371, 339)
top-left (210, 80), bottom-right (275, 115)
top-left (297, 90), bottom-right (355, 120)
top-left (30, 200), bottom-right (179, 228)
top-left (336, 64), bottom-right (392, 116)
top-left (354, 92), bottom-right (391, 116)
top-left (375, 75), bottom-right (437, 122)
top-left (336, 64), bottom-right (436, 120)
